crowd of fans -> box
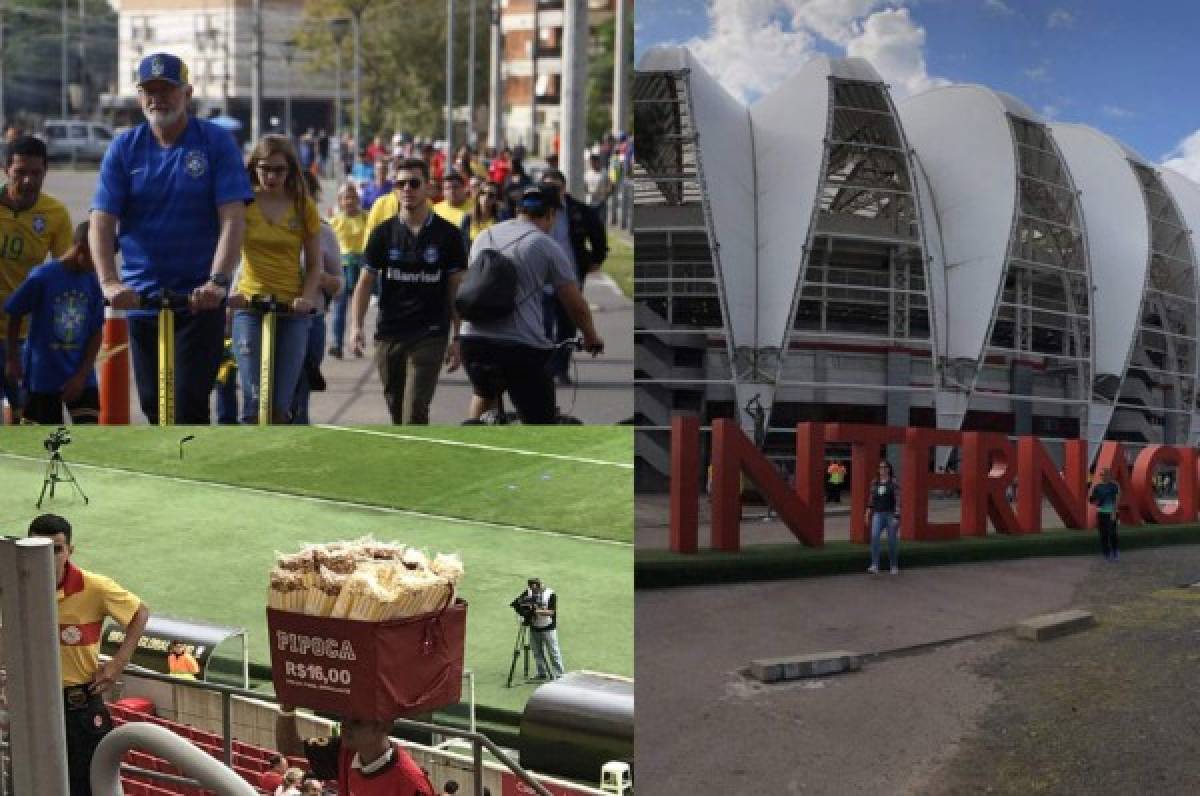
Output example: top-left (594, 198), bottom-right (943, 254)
top-left (0, 51), bottom-right (629, 427)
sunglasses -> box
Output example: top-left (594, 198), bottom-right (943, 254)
top-left (397, 177), bottom-right (424, 189)
top-left (53, 544), bottom-right (67, 553)
top-left (256, 165), bottom-right (289, 176)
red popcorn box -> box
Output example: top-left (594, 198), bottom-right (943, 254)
top-left (267, 599), bottom-right (467, 720)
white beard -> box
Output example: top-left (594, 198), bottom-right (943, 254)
top-left (146, 105), bottom-right (185, 131)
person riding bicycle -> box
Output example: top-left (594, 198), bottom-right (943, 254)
top-left (458, 186), bottom-right (602, 424)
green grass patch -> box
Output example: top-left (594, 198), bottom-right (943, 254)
top-left (0, 428), bottom-right (632, 714)
top-left (0, 426), bottom-right (632, 542)
top-left (636, 523), bottom-right (1200, 588)
top-left (604, 233), bottom-right (632, 298)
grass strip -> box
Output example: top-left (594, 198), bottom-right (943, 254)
top-left (636, 523), bottom-right (1200, 588)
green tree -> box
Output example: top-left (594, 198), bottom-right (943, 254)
top-left (1, 0), bottom-right (118, 122)
top-left (586, 9), bottom-right (632, 142)
top-left (298, 0), bottom-right (490, 147)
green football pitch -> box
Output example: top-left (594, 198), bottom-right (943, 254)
top-left (0, 426), bottom-right (632, 715)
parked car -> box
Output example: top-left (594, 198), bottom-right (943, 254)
top-left (42, 120), bottom-right (114, 162)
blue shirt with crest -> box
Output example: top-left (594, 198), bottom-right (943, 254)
top-left (3, 259), bottom-right (104, 393)
top-left (91, 117), bottom-right (253, 300)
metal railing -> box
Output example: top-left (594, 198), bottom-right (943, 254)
top-left (102, 666), bottom-right (554, 796)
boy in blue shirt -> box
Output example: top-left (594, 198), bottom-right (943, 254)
top-left (3, 222), bottom-right (105, 424)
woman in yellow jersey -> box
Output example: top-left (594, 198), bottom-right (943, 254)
top-left (328, 181), bottom-right (365, 358)
top-left (231, 135), bottom-right (322, 423)
top-left (468, 180), bottom-right (505, 242)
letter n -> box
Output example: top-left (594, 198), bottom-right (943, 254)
top-left (961, 432), bottom-right (1019, 535)
top-left (1015, 437), bottom-right (1088, 532)
top-left (710, 418), bottom-right (824, 551)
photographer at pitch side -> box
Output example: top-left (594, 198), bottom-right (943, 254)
top-left (515, 577), bottom-right (563, 681)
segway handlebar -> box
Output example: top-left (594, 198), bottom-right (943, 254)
top-left (235, 293), bottom-right (318, 315)
top-left (103, 288), bottom-right (193, 311)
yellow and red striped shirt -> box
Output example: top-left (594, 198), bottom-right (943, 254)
top-left (56, 562), bottom-right (141, 686)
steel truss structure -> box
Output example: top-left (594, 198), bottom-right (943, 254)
top-left (633, 47), bottom-right (1200, 486)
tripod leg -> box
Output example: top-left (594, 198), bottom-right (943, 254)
top-left (37, 470), bottom-right (51, 509)
top-left (60, 460), bottom-right (89, 505)
top-left (506, 623), bottom-right (526, 688)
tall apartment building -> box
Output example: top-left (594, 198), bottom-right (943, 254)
top-left (111, 0), bottom-right (334, 137)
top-left (499, 0), bottom-right (616, 153)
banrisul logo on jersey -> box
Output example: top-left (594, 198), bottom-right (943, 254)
top-left (184, 150), bottom-right (207, 178)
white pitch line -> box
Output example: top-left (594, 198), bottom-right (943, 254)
top-left (314, 425), bottom-right (634, 469)
top-left (0, 453), bottom-right (631, 548)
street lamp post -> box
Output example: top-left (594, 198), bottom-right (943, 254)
top-left (329, 18), bottom-right (351, 177)
top-left (60, 0), bottom-right (67, 117)
top-left (352, 9), bottom-right (362, 158)
top-left (445, 0), bottom-right (455, 153)
top-left (281, 38), bottom-right (297, 138)
top-left (467, 0), bottom-right (476, 147)
top-left (251, 0), bottom-right (263, 142)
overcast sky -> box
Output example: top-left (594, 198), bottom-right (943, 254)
top-left (636, 0), bottom-right (1200, 181)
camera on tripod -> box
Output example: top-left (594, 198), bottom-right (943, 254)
top-left (510, 593), bottom-right (537, 626)
top-left (44, 427), bottom-right (72, 454)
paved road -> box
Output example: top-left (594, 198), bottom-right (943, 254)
top-left (636, 556), bottom-right (1086, 793)
top-left (41, 168), bottom-right (632, 425)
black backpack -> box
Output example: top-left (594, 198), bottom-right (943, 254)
top-left (455, 228), bottom-right (537, 323)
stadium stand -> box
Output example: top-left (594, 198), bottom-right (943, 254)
top-left (110, 700), bottom-right (311, 795)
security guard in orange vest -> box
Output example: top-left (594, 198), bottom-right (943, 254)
top-left (29, 513), bottom-right (149, 796)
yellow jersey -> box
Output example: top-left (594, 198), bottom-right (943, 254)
top-left (469, 216), bottom-right (498, 241)
top-left (236, 192), bottom-right (320, 303)
top-left (0, 190), bottom-right (72, 332)
top-left (432, 198), bottom-right (472, 228)
top-left (57, 562), bottom-right (142, 687)
top-left (362, 192), bottom-right (400, 249)
top-left (330, 211), bottom-right (366, 257)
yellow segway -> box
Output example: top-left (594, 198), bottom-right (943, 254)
top-left (143, 289), bottom-right (191, 426)
top-left (245, 294), bottom-right (311, 425)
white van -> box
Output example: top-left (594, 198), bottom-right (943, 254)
top-left (42, 120), bottom-right (114, 162)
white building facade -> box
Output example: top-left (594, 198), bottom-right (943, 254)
top-left (633, 46), bottom-right (1200, 487)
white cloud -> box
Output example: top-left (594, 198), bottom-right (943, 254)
top-left (1161, 130), bottom-right (1200, 183)
top-left (1023, 65), bottom-right (1048, 81)
top-left (1047, 9), bottom-right (1074, 29)
top-left (685, 1), bottom-right (948, 103)
top-left (846, 8), bottom-right (951, 97)
top-left (1041, 104), bottom-right (1059, 120)
top-left (985, 0), bottom-right (1015, 15)
top-left (1101, 104), bottom-right (1134, 119)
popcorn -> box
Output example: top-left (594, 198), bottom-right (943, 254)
top-left (268, 537), bottom-right (463, 621)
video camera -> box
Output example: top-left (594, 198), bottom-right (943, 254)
top-left (510, 578), bottom-right (541, 625)
top-left (44, 427), bottom-right (72, 454)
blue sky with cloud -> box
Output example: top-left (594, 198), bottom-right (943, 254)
top-left (636, 0), bottom-right (1200, 178)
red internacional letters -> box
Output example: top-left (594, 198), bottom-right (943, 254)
top-left (668, 417), bottom-right (1197, 553)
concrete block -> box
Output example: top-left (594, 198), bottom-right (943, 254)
top-left (748, 650), bottom-right (861, 683)
top-left (1016, 609), bottom-right (1095, 641)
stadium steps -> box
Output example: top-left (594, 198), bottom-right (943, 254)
top-left (110, 702), bottom-right (304, 795)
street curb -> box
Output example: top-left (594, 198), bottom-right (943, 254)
top-left (635, 523), bottom-right (1200, 589)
